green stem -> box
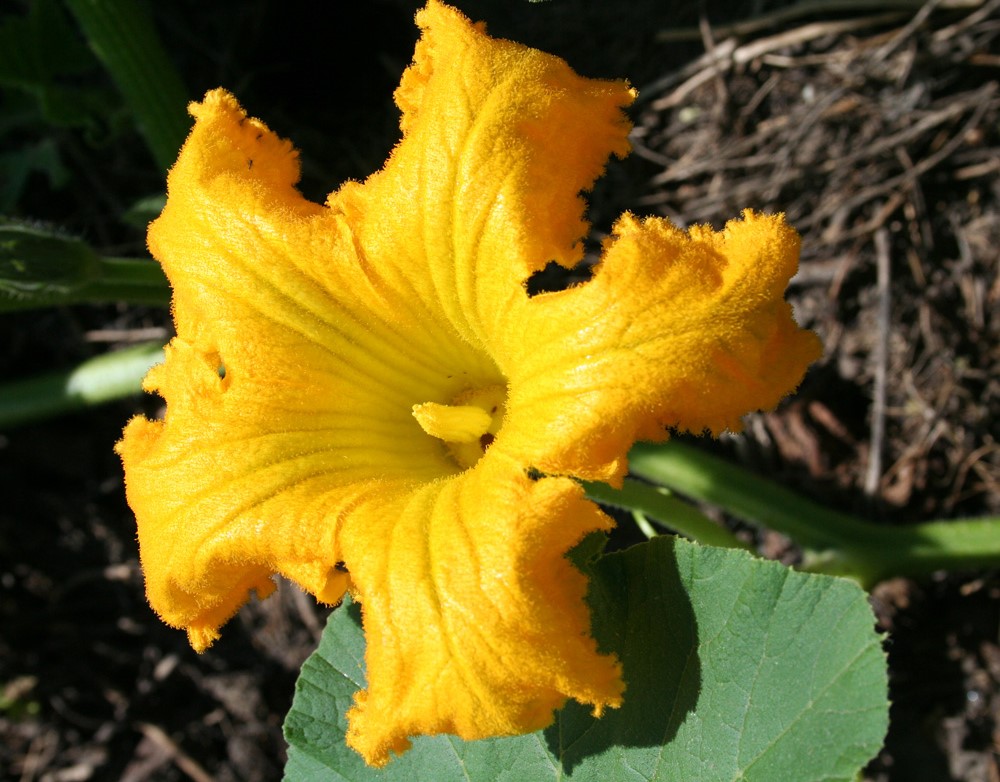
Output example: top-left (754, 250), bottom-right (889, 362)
top-left (584, 477), bottom-right (754, 552)
top-left (0, 341), bottom-right (163, 428)
top-left (78, 256), bottom-right (171, 306)
top-left (628, 441), bottom-right (1000, 585)
top-left (64, 0), bottom-right (189, 173)
top-left (631, 511), bottom-right (659, 540)
top-left (1, 221), bottom-right (171, 310)
top-left (0, 256), bottom-right (170, 310)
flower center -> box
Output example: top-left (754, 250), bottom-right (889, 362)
top-left (412, 384), bottom-right (506, 470)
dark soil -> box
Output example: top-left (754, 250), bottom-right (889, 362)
top-left (2, 1), bottom-right (997, 780)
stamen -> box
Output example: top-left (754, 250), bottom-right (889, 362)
top-left (413, 384), bottom-right (507, 470)
top-left (412, 402), bottom-right (492, 444)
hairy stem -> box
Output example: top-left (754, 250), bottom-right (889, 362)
top-left (628, 440), bottom-right (1000, 585)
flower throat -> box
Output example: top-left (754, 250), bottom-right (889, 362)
top-left (412, 384), bottom-right (506, 469)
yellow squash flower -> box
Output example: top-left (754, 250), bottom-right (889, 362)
top-left (117, 0), bottom-right (821, 767)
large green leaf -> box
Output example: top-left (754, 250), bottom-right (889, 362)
top-left (283, 536), bottom-right (887, 781)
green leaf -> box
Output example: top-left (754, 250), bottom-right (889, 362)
top-left (121, 192), bottom-right (167, 230)
top-left (283, 536), bottom-right (888, 781)
top-left (64, 0), bottom-right (190, 173)
top-left (0, 138), bottom-right (70, 212)
top-left (0, 0), bottom-right (114, 131)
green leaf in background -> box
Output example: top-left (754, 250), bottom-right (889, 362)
top-left (121, 192), bottom-right (167, 230)
top-left (283, 536), bottom-right (888, 781)
top-left (0, 0), bottom-right (120, 208)
top-left (0, 136), bottom-right (71, 214)
top-left (63, 0), bottom-right (190, 173)
top-left (0, 0), bottom-right (115, 131)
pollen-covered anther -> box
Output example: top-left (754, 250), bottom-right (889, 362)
top-left (412, 402), bottom-right (491, 443)
top-left (413, 384), bottom-right (506, 469)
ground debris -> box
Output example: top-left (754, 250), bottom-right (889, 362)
top-left (637, 0), bottom-right (999, 520)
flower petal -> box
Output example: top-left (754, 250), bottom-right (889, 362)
top-left (118, 336), bottom-right (400, 649)
top-left (497, 210), bottom-right (823, 484)
top-left (119, 89), bottom-right (485, 647)
top-left (340, 456), bottom-right (622, 766)
top-left (330, 0), bottom-right (635, 350)
top-left (150, 89), bottom-right (493, 412)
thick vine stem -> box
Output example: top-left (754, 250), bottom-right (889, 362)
top-left (0, 342), bottom-right (164, 428)
top-left (628, 440), bottom-right (1000, 586)
top-left (584, 478), bottom-right (754, 552)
